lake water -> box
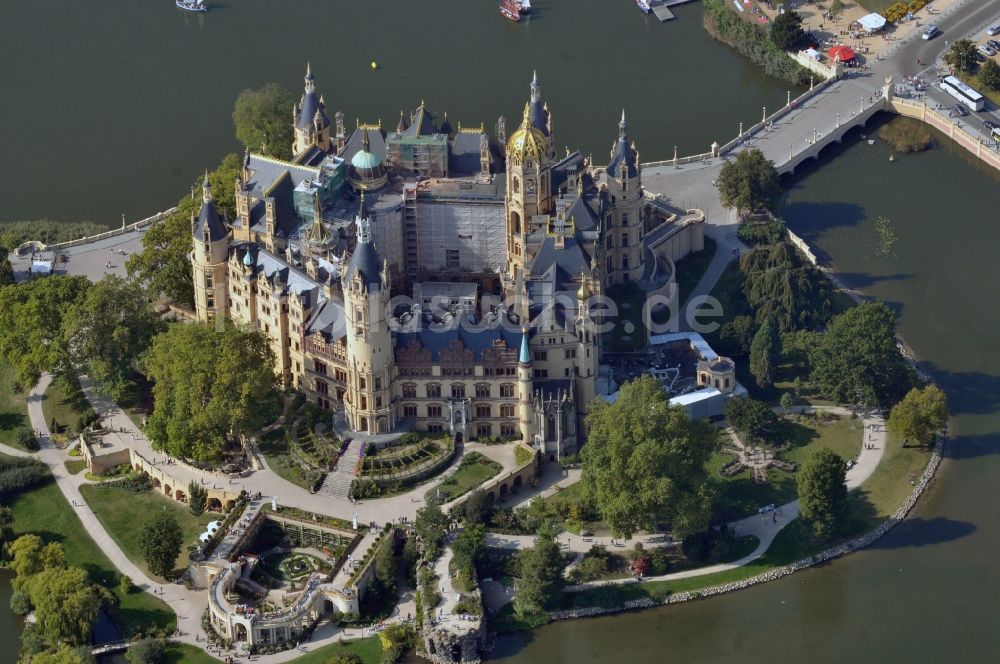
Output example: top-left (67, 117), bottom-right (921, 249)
top-left (0, 0), bottom-right (792, 226)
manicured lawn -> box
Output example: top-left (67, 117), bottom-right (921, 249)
top-left (80, 483), bottom-right (214, 579)
top-left (164, 643), bottom-right (221, 663)
top-left (6, 465), bottom-right (176, 635)
top-left (850, 431), bottom-right (931, 524)
top-left (258, 428), bottom-right (319, 491)
top-left (0, 360), bottom-right (30, 448)
top-left (282, 636), bottom-right (383, 663)
top-left (427, 452), bottom-right (502, 503)
top-left (64, 459), bottom-right (87, 475)
top-left (675, 236), bottom-right (717, 307)
top-left (40, 374), bottom-right (96, 438)
top-left (711, 413), bottom-right (862, 522)
top-left (513, 443), bottom-right (534, 467)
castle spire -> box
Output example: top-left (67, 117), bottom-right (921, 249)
top-left (530, 70), bottom-right (541, 104)
top-left (202, 171), bottom-right (212, 202)
top-left (304, 62), bottom-right (315, 94)
top-left (520, 328), bottom-right (531, 364)
top-left (619, 109), bottom-right (628, 142)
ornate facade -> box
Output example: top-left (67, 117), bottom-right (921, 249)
top-left (190, 66), bottom-right (705, 460)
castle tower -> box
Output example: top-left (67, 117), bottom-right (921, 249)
top-left (574, 279), bottom-right (599, 426)
top-left (292, 63), bottom-right (332, 156)
top-left (505, 100), bottom-right (554, 287)
top-left (342, 195), bottom-right (395, 435)
top-left (191, 175), bottom-right (230, 322)
top-left (527, 71), bottom-right (555, 158)
top-left (518, 329), bottom-right (535, 444)
top-left (604, 110), bottom-right (644, 285)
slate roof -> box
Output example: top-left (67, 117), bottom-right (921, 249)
top-left (607, 112), bottom-right (639, 179)
top-left (394, 326), bottom-right (522, 362)
top-left (194, 197), bottom-right (226, 242)
top-left (449, 131), bottom-right (484, 177)
top-left (341, 127), bottom-right (387, 164)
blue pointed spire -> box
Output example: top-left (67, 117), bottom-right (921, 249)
top-left (520, 328), bottom-right (531, 364)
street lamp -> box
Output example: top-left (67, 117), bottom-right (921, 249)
top-left (836, 112), bottom-right (840, 128)
top-left (763, 106), bottom-right (767, 123)
top-left (787, 90), bottom-right (791, 106)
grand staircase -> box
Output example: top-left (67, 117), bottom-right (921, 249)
top-left (315, 440), bottom-right (364, 500)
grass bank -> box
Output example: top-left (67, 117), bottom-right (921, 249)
top-left (80, 482), bottom-right (213, 579)
top-left (5, 461), bottom-right (176, 636)
top-left (427, 452), bottom-right (502, 503)
top-left (0, 360), bottom-right (30, 448)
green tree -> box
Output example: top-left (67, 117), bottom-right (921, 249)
top-left (0, 275), bottom-right (91, 387)
top-left (980, 58), bottom-right (1000, 90)
top-left (724, 397), bottom-right (779, 447)
top-left (780, 391), bottom-right (794, 415)
top-left (188, 480), bottom-right (207, 516)
top-left (749, 320), bottom-right (780, 388)
top-left (30, 643), bottom-right (92, 664)
top-left (461, 489), bottom-right (493, 525)
top-left (452, 523), bottom-right (486, 565)
top-left (740, 242), bottom-right (831, 332)
top-left (125, 638), bottom-right (166, 664)
top-left (9, 590), bottom-right (31, 615)
top-left (829, 0), bottom-right (845, 18)
top-left (9, 536), bottom-right (66, 591)
top-left (717, 149), bottom-right (782, 215)
top-left (414, 503), bottom-right (448, 558)
top-left (582, 376), bottom-right (718, 539)
top-left (718, 315), bottom-right (754, 357)
top-left (232, 83), bottom-right (296, 160)
top-left (770, 10), bottom-right (808, 51)
top-left (62, 275), bottom-right (165, 402)
top-left (118, 574), bottom-right (135, 595)
top-left (0, 243), bottom-right (13, 287)
top-left (809, 301), bottom-right (914, 409)
top-left (514, 530), bottom-right (564, 616)
top-left (374, 535), bottom-right (398, 592)
top-left (797, 447), bottom-right (848, 540)
top-left (888, 385), bottom-right (949, 448)
top-left (944, 39), bottom-right (979, 74)
top-left (325, 650), bottom-right (363, 664)
top-left (142, 322), bottom-right (280, 464)
top-left (24, 566), bottom-right (100, 644)
top-left (137, 512), bottom-right (183, 578)
top-left (0, 505), bottom-right (13, 554)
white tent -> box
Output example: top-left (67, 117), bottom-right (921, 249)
top-left (199, 532), bottom-right (212, 543)
top-left (857, 13), bottom-right (887, 33)
top-left (803, 47), bottom-right (821, 61)
top-left (207, 520), bottom-right (222, 533)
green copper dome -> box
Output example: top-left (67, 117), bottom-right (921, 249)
top-left (351, 149), bottom-right (383, 170)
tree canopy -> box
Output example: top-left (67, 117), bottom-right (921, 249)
top-left (514, 529), bottom-right (564, 616)
top-left (724, 397), bottom-right (780, 447)
top-left (582, 376), bottom-right (718, 538)
top-left (137, 512), bottom-right (183, 578)
top-left (8, 535), bottom-right (67, 592)
top-left (739, 242), bottom-right (831, 333)
top-left (0, 275), bottom-right (91, 387)
top-left (770, 10), bottom-right (808, 51)
top-left (808, 301), bottom-right (914, 409)
top-left (0, 242), bottom-right (13, 287)
top-left (749, 319), bottom-right (780, 387)
top-left (141, 322), bottom-right (280, 464)
top-left (233, 83), bottom-right (296, 160)
top-left (888, 385), bottom-right (949, 448)
top-left (944, 39), bottom-right (978, 74)
top-left (25, 566), bottom-right (100, 645)
top-left (414, 503), bottom-right (448, 559)
top-left (979, 58), bottom-right (1000, 90)
top-left (717, 149), bottom-right (782, 214)
top-left (797, 447), bottom-right (848, 540)
top-left (62, 275), bottom-right (165, 402)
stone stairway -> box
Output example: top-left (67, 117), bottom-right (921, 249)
top-left (314, 440), bottom-right (364, 499)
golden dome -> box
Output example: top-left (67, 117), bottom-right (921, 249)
top-left (577, 278), bottom-right (590, 300)
top-left (507, 102), bottom-right (547, 161)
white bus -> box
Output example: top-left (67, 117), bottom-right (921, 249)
top-left (941, 76), bottom-right (985, 111)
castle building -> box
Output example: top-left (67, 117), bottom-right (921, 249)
top-left (191, 66), bottom-right (706, 460)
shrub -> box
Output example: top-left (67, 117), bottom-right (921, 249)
top-left (0, 456), bottom-right (51, 500)
top-left (126, 638), bottom-right (166, 664)
top-left (9, 590), bottom-right (32, 615)
top-left (703, 0), bottom-right (810, 86)
top-left (15, 429), bottom-right (39, 451)
top-left (737, 218), bottom-right (786, 246)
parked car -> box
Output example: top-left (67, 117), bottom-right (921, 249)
top-left (922, 25), bottom-right (939, 40)
top-left (953, 103), bottom-right (969, 117)
top-left (984, 120), bottom-right (999, 131)
top-left (987, 25), bottom-right (1000, 37)
top-left (977, 44), bottom-right (997, 58)
top-left (988, 39), bottom-right (1000, 52)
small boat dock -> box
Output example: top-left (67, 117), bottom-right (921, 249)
top-left (647, 0), bottom-right (696, 22)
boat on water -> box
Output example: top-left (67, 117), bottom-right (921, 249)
top-left (176, 0), bottom-right (207, 12)
top-left (500, 0), bottom-right (520, 21)
top-left (519, 0), bottom-right (532, 14)
top-left (637, 0), bottom-right (652, 13)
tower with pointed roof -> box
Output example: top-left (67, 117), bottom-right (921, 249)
top-left (605, 110), bottom-right (644, 284)
top-left (192, 175), bottom-right (230, 322)
top-left (504, 74), bottom-right (557, 292)
top-left (292, 63), bottom-right (332, 157)
top-left (342, 195), bottom-right (395, 434)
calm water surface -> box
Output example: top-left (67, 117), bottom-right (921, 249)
top-left (0, 0), bottom-right (791, 225)
top-left (492, 124), bottom-right (1000, 662)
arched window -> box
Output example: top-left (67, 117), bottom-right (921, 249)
top-left (513, 177), bottom-right (520, 194)
top-left (510, 211), bottom-right (521, 234)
